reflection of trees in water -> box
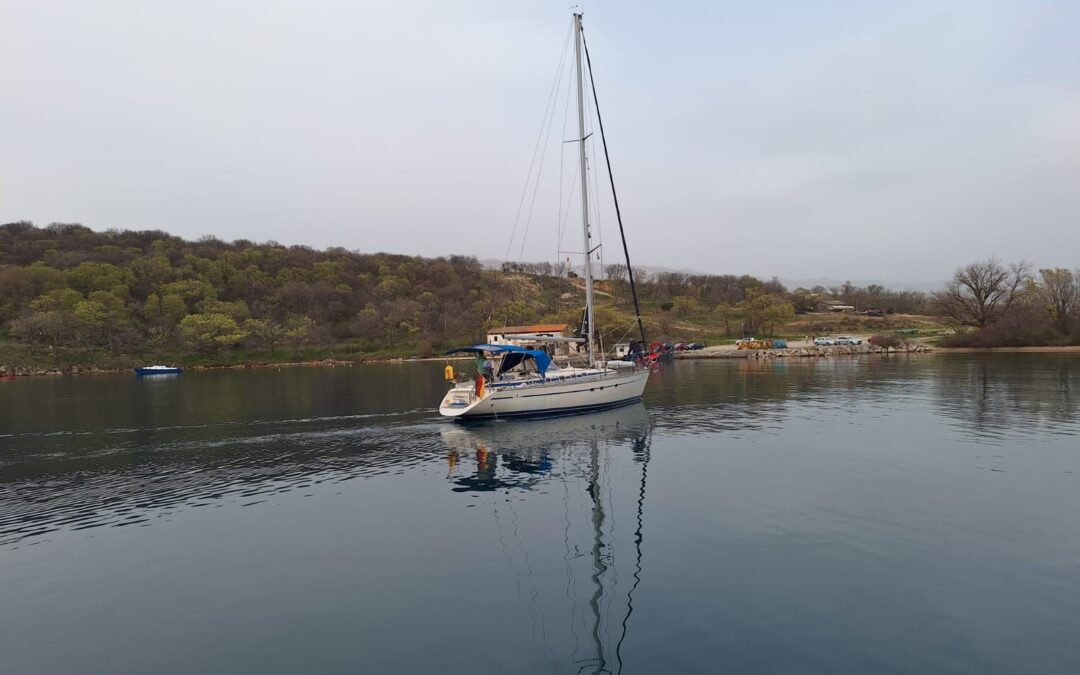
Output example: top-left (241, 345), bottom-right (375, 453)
top-left (650, 356), bottom-right (941, 434)
top-left (646, 355), bottom-right (1079, 443)
top-left (932, 356), bottom-right (1079, 441)
top-left (440, 404), bottom-right (652, 674)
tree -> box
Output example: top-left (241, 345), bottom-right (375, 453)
top-left (672, 296), bottom-right (699, 316)
top-left (591, 305), bottom-right (622, 343)
top-left (198, 298), bottom-right (251, 323)
top-left (604, 264), bottom-right (628, 283)
top-left (713, 303), bottom-right (734, 336)
top-left (73, 299), bottom-right (109, 347)
top-left (381, 299), bottom-right (423, 339)
top-left (179, 313), bottom-right (248, 353)
top-left (244, 318), bottom-right (286, 353)
top-left (737, 290), bottom-right (773, 335)
top-left (351, 306), bottom-right (383, 340)
top-left (737, 291), bottom-right (794, 336)
top-left (762, 302), bottom-right (795, 336)
top-left (838, 280), bottom-right (857, 308)
top-left (865, 284), bottom-right (885, 308)
top-left (654, 272), bottom-right (688, 298)
top-left (130, 255), bottom-right (175, 298)
top-left (1031, 268), bottom-right (1080, 335)
top-left (762, 276), bottom-right (787, 296)
top-left (868, 334), bottom-right (903, 351)
top-left (284, 316), bottom-right (316, 348)
top-left (932, 258), bottom-right (1031, 328)
top-left (789, 288), bottom-right (819, 314)
top-left (161, 278), bottom-right (216, 308)
top-left (65, 262), bottom-right (133, 297)
top-left (10, 310), bottom-right (72, 349)
top-left (74, 293), bottom-right (131, 350)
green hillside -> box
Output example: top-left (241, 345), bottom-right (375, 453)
top-left (1, 221), bottom-right (940, 371)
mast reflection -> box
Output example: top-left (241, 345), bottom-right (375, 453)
top-left (439, 403), bottom-right (652, 674)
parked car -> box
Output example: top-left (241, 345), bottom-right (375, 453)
top-left (686, 342), bottom-right (705, 350)
top-left (836, 336), bottom-right (863, 345)
top-left (674, 343), bottom-right (688, 351)
top-left (813, 337), bottom-right (836, 346)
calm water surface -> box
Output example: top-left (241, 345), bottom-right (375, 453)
top-left (1, 355), bottom-right (1078, 674)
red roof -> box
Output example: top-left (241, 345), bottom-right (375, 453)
top-left (488, 323), bottom-right (571, 334)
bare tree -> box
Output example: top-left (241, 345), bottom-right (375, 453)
top-left (604, 263), bottom-right (628, 282)
top-left (868, 333), bottom-right (903, 352)
top-left (1032, 268), bottom-right (1080, 335)
top-left (932, 258), bottom-right (1031, 328)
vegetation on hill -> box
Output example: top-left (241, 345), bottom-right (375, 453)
top-left (0, 222), bottom-right (536, 367)
top-left (0, 222), bottom-right (939, 371)
top-left (4, 222), bottom-right (1070, 371)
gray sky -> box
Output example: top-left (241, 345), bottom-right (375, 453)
top-left (3, 0), bottom-right (1079, 282)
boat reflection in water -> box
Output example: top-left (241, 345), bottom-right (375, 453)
top-left (439, 403), bottom-right (652, 674)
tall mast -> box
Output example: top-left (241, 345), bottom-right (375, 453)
top-left (581, 31), bottom-right (647, 346)
top-left (574, 12), bottom-right (596, 366)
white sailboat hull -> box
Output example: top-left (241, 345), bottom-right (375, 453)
top-left (439, 368), bottom-right (649, 420)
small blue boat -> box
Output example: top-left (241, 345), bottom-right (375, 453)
top-left (135, 365), bottom-right (182, 376)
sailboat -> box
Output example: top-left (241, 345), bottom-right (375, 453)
top-left (439, 13), bottom-right (650, 420)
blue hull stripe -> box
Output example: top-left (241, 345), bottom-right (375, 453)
top-left (491, 380), bottom-right (626, 401)
top-left (454, 396), bottom-right (643, 422)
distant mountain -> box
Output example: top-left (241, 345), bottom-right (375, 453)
top-left (481, 259), bottom-right (943, 293)
top-left (480, 258), bottom-right (707, 278)
top-left (777, 278), bottom-right (945, 293)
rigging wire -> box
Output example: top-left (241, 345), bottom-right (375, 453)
top-left (492, 20), bottom-right (572, 332)
top-left (556, 61), bottom-right (576, 269)
top-left (556, 160), bottom-right (580, 258)
top-left (517, 34), bottom-right (573, 263)
top-left (503, 20), bottom-right (574, 263)
top-left (602, 316), bottom-right (641, 357)
top-left (563, 473), bottom-right (585, 665)
top-left (584, 84), bottom-right (605, 278)
top-left (507, 497), bottom-right (559, 669)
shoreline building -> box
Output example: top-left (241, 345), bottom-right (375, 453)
top-left (485, 323), bottom-right (577, 357)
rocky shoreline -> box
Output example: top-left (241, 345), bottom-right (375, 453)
top-left (676, 344), bottom-right (934, 359)
top-left (0, 364), bottom-right (117, 377)
top-left (0, 359), bottom-right (364, 378)
top-left (13, 343), bottom-right (1076, 378)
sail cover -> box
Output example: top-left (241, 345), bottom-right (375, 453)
top-left (445, 344), bottom-right (553, 377)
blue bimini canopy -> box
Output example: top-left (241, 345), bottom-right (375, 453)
top-left (445, 344), bottom-right (553, 377)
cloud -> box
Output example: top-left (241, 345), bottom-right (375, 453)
top-left (2, 0), bottom-right (1078, 281)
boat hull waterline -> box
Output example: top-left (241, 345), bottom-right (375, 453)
top-left (135, 366), bottom-right (182, 376)
top-left (440, 368), bottom-right (649, 420)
